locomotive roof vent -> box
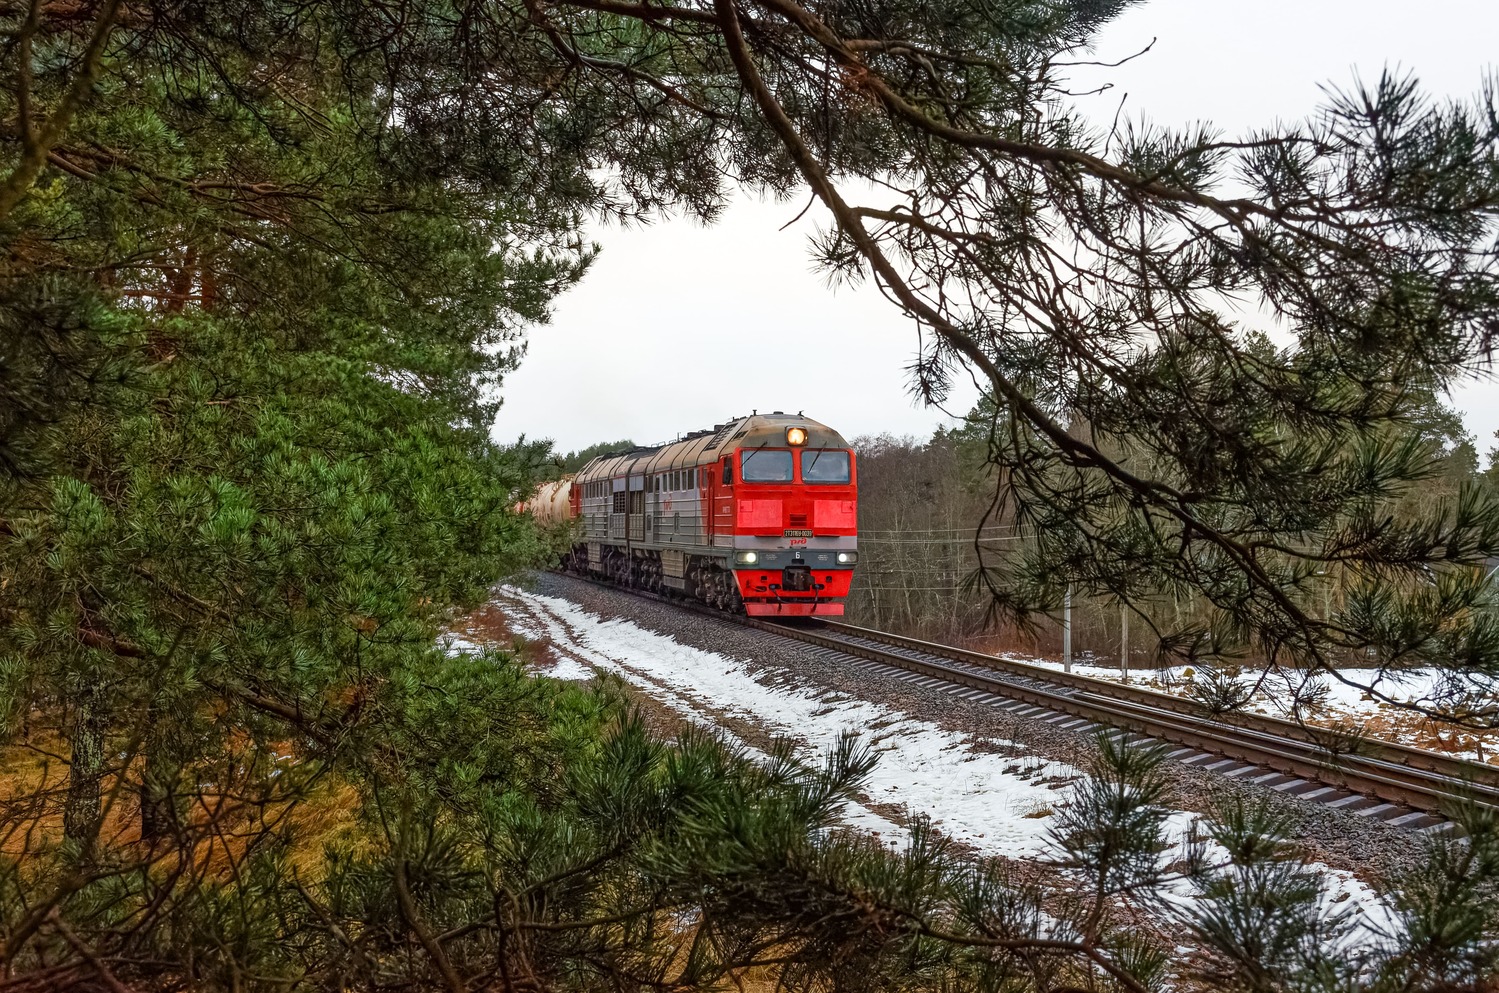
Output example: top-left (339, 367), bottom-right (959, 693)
top-left (772, 410), bottom-right (784, 415)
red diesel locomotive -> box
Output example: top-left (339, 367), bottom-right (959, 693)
top-left (549, 412), bottom-right (857, 616)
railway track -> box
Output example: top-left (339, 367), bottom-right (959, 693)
top-left (558, 573), bottom-right (1499, 831)
top-left (770, 618), bottom-right (1499, 825)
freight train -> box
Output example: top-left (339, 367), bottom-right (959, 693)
top-left (536, 413), bottom-right (857, 616)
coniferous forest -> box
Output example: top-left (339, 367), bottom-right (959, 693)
top-left (1, 2), bottom-right (1498, 991)
top-left (847, 397), bottom-right (1499, 659)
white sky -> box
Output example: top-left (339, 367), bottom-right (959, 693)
top-left (492, 0), bottom-right (1499, 459)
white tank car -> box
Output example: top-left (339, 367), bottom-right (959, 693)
top-left (527, 478), bottom-right (575, 528)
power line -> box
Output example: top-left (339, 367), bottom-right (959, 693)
top-left (857, 536), bottom-right (1031, 544)
top-left (858, 525), bottom-right (1029, 535)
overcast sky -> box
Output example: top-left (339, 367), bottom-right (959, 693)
top-left (492, 1), bottom-right (1499, 460)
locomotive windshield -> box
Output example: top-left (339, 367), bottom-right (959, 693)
top-left (802, 449), bottom-right (851, 484)
top-left (741, 449), bottom-right (793, 482)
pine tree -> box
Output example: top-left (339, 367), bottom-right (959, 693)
top-left (205, 0), bottom-right (1497, 722)
top-left (484, 0), bottom-right (1499, 726)
top-left (0, 0), bottom-right (588, 953)
top-left (3, 2), bottom-right (1499, 990)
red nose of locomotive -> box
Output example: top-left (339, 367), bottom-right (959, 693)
top-left (728, 432), bottom-right (857, 616)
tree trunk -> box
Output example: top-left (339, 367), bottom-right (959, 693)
top-left (139, 733), bottom-right (178, 842)
top-left (63, 687), bottom-right (105, 848)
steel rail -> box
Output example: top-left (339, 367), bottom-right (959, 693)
top-left (817, 619), bottom-right (1498, 791)
top-left (739, 617), bottom-right (1496, 815)
top-left (550, 572), bottom-right (1497, 816)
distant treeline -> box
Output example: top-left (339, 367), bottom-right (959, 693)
top-left (846, 397), bottom-right (1499, 665)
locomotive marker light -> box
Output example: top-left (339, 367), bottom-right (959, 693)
top-left (734, 550), bottom-right (759, 564)
top-left (785, 426), bottom-right (808, 446)
top-left (836, 551), bottom-right (857, 564)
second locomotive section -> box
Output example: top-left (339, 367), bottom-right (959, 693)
top-left (567, 413), bottom-right (857, 616)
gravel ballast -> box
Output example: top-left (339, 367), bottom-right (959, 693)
top-left (477, 571), bottom-right (1431, 892)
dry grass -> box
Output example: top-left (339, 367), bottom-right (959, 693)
top-left (0, 719), bottom-right (365, 887)
top-left (455, 601), bottom-right (520, 645)
top-left (450, 601), bottom-right (569, 673)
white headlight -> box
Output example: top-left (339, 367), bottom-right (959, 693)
top-left (735, 550), bottom-right (758, 565)
top-left (837, 551), bottom-right (857, 564)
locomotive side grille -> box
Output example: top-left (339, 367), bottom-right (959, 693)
top-left (788, 513), bottom-right (808, 527)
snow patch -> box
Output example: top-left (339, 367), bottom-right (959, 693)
top-left (496, 586), bottom-right (1403, 946)
top-left (500, 586), bottom-right (1079, 858)
top-left (441, 612), bottom-right (595, 681)
top-left (1017, 656), bottom-right (1496, 763)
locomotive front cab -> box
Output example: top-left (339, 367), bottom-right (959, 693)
top-left (728, 419), bottom-right (858, 616)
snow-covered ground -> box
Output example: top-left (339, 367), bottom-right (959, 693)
top-left (458, 585), bottom-right (1401, 947)
top-left (494, 586), bottom-right (1077, 857)
top-left (1019, 653), bottom-right (1498, 765)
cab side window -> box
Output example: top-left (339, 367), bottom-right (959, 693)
top-left (722, 458), bottom-right (732, 485)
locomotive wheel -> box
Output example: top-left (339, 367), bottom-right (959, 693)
top-left (704, 566), bottom-right (741, 613)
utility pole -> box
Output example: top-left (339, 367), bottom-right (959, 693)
top-left (1063, 584), bottom-right (1072, 674)
top-left (1120, 605), bottom-right (1129, 683)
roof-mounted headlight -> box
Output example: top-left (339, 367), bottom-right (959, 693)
top-left (785, 427), bottom-right (808, 446)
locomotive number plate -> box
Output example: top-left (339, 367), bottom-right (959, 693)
top-left (783, 529), bottom-right (814, 538)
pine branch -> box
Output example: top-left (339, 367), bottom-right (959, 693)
top-left (0, 0), bottom-right (121, 221)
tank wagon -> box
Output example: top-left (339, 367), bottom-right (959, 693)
top-left (526, 479), bottom-right (574, 529)
top-left (552, 413), bottom-right (857, 616)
